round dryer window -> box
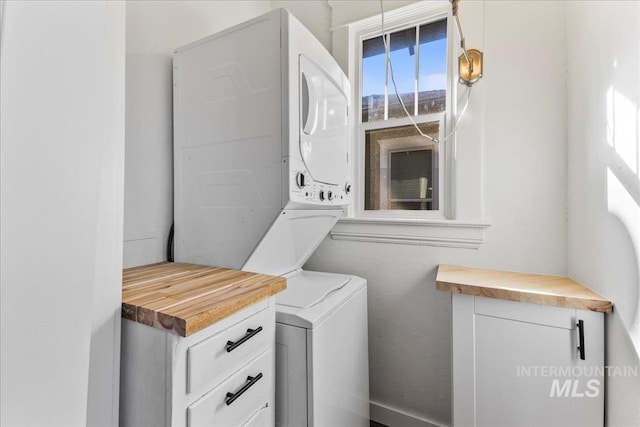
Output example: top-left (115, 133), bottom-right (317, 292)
top-left (299, 54), bottom-right (349, 186)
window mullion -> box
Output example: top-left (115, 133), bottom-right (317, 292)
top-left (415, 24), bottom-right (419, 116)
top-left (384, 33), bottom-right (389, 121)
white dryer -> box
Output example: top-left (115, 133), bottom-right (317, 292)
top-left (173, 8), bottom-right (351, 275)
top-left (173, 8), bottom-right (369, 427)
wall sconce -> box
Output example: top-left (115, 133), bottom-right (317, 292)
top-left (452, 0), bottom-right (483, 86)
top-left (458, 49), bottom-right (483, 85)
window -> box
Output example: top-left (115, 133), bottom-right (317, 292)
top-left (330, 1), bottom-right (490, 248)
top-left (353, 5), bottom-right (452, 218)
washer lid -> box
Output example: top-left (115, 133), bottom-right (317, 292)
top-left (275, 271), bottom-right (367, 329)
top-left (277, 271), bottom-right (351, 309)
top-left (243, 209), bottom-right (343, 277)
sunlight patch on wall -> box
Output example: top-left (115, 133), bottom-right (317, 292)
top-left (607, 87), bottom-right (639, 175)
top-left (607, 167), bottom-right (640, 350)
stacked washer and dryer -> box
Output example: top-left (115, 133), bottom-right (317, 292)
top-left (173, 9), bottom-right (369, 427)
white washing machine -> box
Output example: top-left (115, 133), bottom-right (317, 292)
top-left (172, 8), bottom-right (369, 427)
top-left (276, 270), bottom-right (369, 427)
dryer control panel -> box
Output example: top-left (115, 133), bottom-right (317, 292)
top-left (289, 169), bottom-right (350, 206)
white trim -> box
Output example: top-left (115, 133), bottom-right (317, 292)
top-left (359, 111), bottom-right (444, 131)
top-left (331, 217), bottom-right (489, 249)
top-left (370, 400), bottom-right (443, 427)
top-left (340, 1), bottom-right (451, 33)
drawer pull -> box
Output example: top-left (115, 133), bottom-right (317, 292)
top-left (226, 327), bottom-right (263, 353)
top-left (225, 373), bottom-right (263, 406)
top-left (577, 320), bottom-right (586, 360)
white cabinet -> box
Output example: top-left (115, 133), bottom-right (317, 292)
top-left (120, 297), bottom-right (277, 427)
top-left (452, 294), bottom-right (605, 427)
top-left (437, 264), bottom-right (612, 427)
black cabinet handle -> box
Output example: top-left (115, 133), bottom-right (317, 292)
top-left (226, 326), bottom-right (263, 353)
top-left (577, 320), bottom-right (585, 360)
top-left (225, 373), bottom-right (263, 406)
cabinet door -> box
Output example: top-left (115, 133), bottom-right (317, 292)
top-left (453, 295), bottom-right (604, 427)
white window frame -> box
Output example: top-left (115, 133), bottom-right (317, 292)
top-left (331, 1), bottom-right (490, 248)
top-left (355, 4), bottom-right (452, 220)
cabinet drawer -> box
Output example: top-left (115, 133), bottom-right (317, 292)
top-left (188, 348), bottom-right (273, 427)
top-left (242, 403), bottom-right (272, 426)
top-left (187, 305), bottom-right (274, 394)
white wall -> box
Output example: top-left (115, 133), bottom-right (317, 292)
top-left (124, 0), bottom-right (271, 268)
top-left (306, 1), bottom-right (569, 425)
top-left (566, 1), bottom-right (640, 425)
top-left (0, 1), bottom-right (125, 426)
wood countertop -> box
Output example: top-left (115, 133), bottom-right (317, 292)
top-left (122, 262), bottom-right (287, 337)
top-left (436, 264), bottom-right (613, 313)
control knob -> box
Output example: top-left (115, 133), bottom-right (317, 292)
top-left (295, 172), bottom-right (306, 188)
top-left (345, 183), bottom-right (352, 194)
top-left (319, 190), bottom-right (325, 201)
top-left (328, 191), bottom-right (334, 201)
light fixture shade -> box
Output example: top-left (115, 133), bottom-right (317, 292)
top-left (458, 49), bottom-right (483, 86)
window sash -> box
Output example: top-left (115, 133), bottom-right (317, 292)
top-left (361, 18), bottom-right (448, 121)
top-left (356, 114), bottom-right (446, 219)
top-left (349, 2), bottom-right (455, 220)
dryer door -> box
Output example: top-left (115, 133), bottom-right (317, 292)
top-left (299, 54), bottom-right (349, 186)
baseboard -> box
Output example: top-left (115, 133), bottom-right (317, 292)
top-left (370, 400), bottom-right (443, 427)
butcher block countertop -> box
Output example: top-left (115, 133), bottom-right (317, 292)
top-left (436, 264), bottom-right (613, 313)
top-left (122, 262), bottom-right (286, 337)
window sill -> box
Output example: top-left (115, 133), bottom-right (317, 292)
top-left (330, 217), bottom-right (490, 249)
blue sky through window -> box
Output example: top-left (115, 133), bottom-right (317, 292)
top-left (362, 43), bottom-right (386, 98)
top-left (362, 20), bottom-right (447, 102)
top-left (420, 38), bottom-right (447, 92)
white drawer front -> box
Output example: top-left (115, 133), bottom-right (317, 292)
top-left (188, 305), bottom-right (274, 394)
top-left (242, 403), bottom-right (272, 427)
top-left (188, 348), bottom-right (273, 427)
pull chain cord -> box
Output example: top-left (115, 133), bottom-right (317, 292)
top-left (452, 0), bottom-right (472, 73)
top-left (379, 0), bottom-right (473, 144)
